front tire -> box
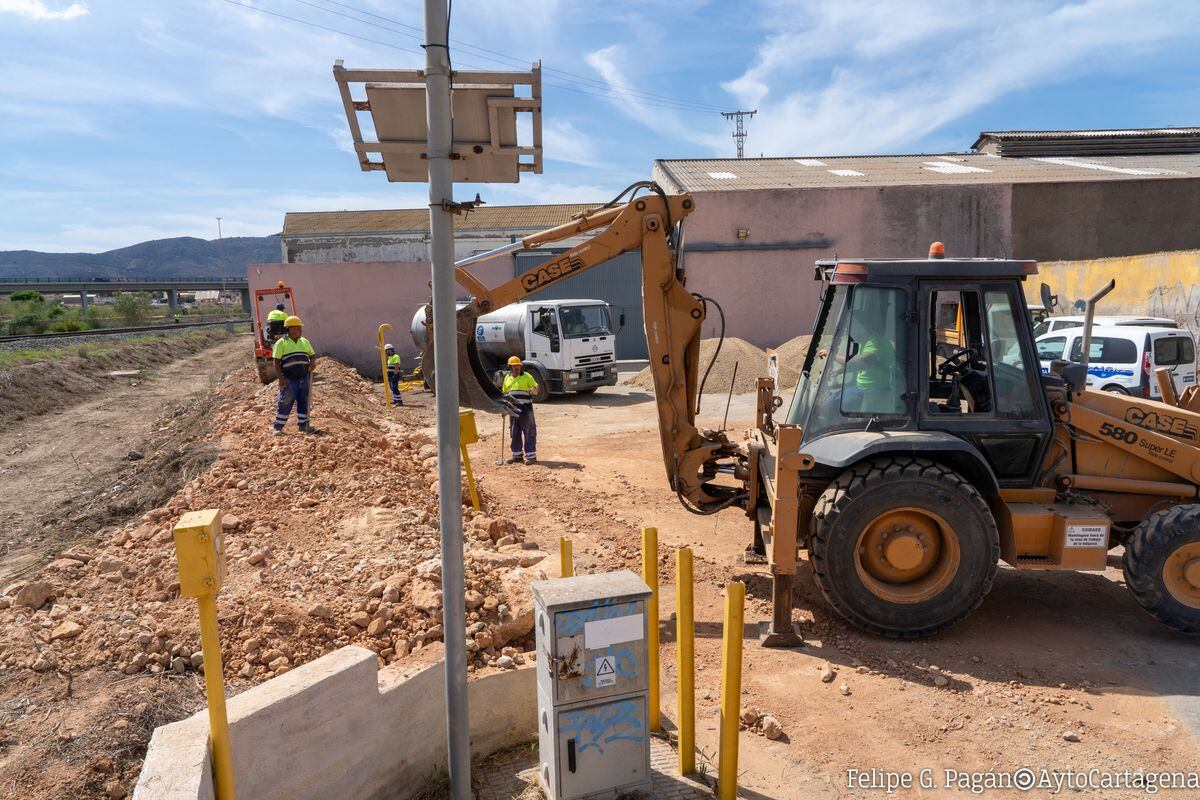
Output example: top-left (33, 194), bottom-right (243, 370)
top-left (810, 457), bottom-right (999, 638)
top-left (1102, 384), bottom-right (1130, 395)
top-left (525, 365), bottom-right (550, 403)
top-left (1123, 505), bottom-right (1200, 634)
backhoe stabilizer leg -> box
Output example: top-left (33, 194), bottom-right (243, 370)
top-left (760, 571), bottom-right (804, 647)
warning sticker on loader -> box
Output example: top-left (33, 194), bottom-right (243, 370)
top-left (1065, 524), bottom-right (1107, 548)
top-left (594, 656), bottom-right (616, 687)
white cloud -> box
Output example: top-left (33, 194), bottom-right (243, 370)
top-left (723, 0), bottom-right (1200, 156)
top-left (0, 0), bottom-right (88, 21)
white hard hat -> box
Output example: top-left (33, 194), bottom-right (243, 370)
top-left (384, 343), bottom-right (394, 350)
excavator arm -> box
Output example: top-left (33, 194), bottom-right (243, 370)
top-left (421, 183), bottom-right (747, 514)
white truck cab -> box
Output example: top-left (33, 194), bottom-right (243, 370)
top-left (473, 299), bottom-right (619, 400)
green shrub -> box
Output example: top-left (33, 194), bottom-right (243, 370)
top-left (10, 290), bottom-right (43, 303)
top-left (10, 311), bottom-right (49, 334)
top-left (113, 292), bottom-right (152, 325)
top-left (49, 319), bottom-right (86, 332)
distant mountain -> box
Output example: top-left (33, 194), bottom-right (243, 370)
top-left (0, 234), bottom-right (281, 281)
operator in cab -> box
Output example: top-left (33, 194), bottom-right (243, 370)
top-left (502, 355), bottom-right (538, 464)
top-left (272, 315), bottom-right (318, 435)
top-left (385, 343), bottom-right (403, 406)
top-left (265, 303), bottom-right (288, 345)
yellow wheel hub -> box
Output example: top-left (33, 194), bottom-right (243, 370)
top-left (855, 508), bottom-right (960, 604)
top-left (1163, 542), bottom-right (1200, 609)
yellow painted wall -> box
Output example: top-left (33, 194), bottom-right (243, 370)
top-left (1026, 250), bottom-right (1200, 330)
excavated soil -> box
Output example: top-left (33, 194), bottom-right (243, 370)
top-left (625, 337), bottom-right (798, 394)
top-left (772, 333), bottom-right (812, 387)
top-left (0, 357), bottom-right (545, 799)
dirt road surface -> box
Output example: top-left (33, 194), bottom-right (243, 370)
top-left (0, 337), bottom-right (246, 585)
top-left (466, 383), bottom-right (1200, 799)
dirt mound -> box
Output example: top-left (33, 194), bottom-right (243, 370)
top-left (0, 358), bottom-right (547, 796)
top-left (771, 334), bottom-right (812, 388)
top-left (624, 337), bottom-right (797, 394)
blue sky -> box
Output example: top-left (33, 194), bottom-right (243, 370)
top-left (2, 0), bottom-right (1199, 252)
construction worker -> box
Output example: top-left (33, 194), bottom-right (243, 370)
top-left (502, 355), bottom-right (538, 464)
top-left (272, 315), bottom-right (317, 435)
top-left (385, 343), bottom-right (404, 405)
top-left (265, 303), bottom-right (288, 345)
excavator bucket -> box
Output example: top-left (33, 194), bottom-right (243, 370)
top-left (416, 302), bottom-right (506, 412)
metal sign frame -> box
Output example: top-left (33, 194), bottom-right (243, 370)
top-left (333, 60), bottom-right (543, 182)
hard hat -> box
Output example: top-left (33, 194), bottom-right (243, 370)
top-left (276, 303), bottom-right (285, 310)
top-left (507, 356), bottom-right (522, 366)
top-left (284, 315), bottom-right (302, 327)
top-left (384, 343), bottom-right (395, 350)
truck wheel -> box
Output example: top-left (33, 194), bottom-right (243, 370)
top-left (1123, 505), bottom-right (1200, 634)
top-left (810, 457), bottom-right (999, 638)
top-left (525, 365), bottom-right (550, 403)
top-left (1101, 384), bottom-right (1129, 395)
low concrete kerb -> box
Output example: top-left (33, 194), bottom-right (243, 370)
top-left (134, 646), bottom-right (536, 800)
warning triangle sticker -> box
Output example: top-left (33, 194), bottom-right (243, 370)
top-left (596, 657), bottom-right (615, 676)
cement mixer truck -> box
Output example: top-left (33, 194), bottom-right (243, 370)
top-left (411, 298), bottom-right (619, 401)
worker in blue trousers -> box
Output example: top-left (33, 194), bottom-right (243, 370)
top-left (272, 315), bottom-right (318, 435)
top-left (385, 343), bottom-right (404, 405)
top-left (502, 355), bottom-right (538, 463)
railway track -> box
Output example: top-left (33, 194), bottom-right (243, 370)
top-left (0, 318), bottom-right (251, 345)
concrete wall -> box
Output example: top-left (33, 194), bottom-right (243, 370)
top-left (1012, 180), bottom-right (1200, 262)
top-left (134, 646), bottom-right (536, 800)
top-left (1026, 250), bottom-right (1200, 332)
top-left (285, 231), bottom-right (598, 265)
top-left (248, 259), bottom-right (510, 376)
top-left (681, 184), bottom-right (1012, 347)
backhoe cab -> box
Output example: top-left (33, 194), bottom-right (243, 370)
top-left (753, 247), bottom-right (1200, 639)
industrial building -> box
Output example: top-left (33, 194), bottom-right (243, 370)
top-left (266, 129), bottom-right (1200, 368)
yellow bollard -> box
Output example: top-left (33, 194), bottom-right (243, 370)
top-left (641, 526), bottom-right (660, 733)
top-left (458, 410), bottom-right (481, 511)
top-left (676, 547), bottom-right (695, 774)
top-left (377, 323), bottom-right (393, 407)
top-left (172, 509), bottom-right (235, 800)
top-left (718, 581), bottom-right (745, 800)
top-left (560, 536), bottom-right (574, 577)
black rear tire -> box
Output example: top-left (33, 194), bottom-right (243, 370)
top-left (810, 456), bottom-right (999, 638)
top-left (1123, 505), bottom-right (1200, 634)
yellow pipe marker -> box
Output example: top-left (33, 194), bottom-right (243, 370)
top-left (676, 547), bottom-right (695, 774)
top-left (642, 526), bottom-right (660, 733)
top-left (172, 509), bottom-right (235, 800)
top-left (458, 410), bottom-right (481, 511)
top-left (560, 536), bottom-right (574, 577)
top-left (377, 323), bottom-right (393, 407)
top-left (718, 581), bottom-right (745, 800)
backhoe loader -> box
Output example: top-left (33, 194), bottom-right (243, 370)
top-left (427, 182), bottom-right (1200, 640)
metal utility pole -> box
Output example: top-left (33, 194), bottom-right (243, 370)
top-left (721, 109), bottom-right (757, 159)
top-left (216, 217), bottom-right (226, 304)
top-left (424, 1), bottom-right (470, 798)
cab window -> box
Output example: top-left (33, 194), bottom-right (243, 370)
top-left (1068, 336), bottom-right (1136, 364)
top-left (1036, 336), bottom-right (1067, 361)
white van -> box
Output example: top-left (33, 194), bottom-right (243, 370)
top-left (1032, 314), bottom-right (1177, 338)
top-left (1035, 325), bottom-right (1197, 398)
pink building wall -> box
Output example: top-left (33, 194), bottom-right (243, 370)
top-left (247, 260), bottom-right (511, 377)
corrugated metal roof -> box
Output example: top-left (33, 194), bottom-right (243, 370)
top-left (283, 203), bottom-right (600, 238)
top-left (973, 128), bottom-right (1200, 156)
top-left (652, 152), bottom-right (1200, 193)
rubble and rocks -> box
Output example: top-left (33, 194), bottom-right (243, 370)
top-left (0, 359), bottom-right (544, 687)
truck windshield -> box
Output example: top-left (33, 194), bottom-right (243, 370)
top-left (786, 284), bottom-right (846, 427)
top-left (560, 305), bottom-right (612, 338)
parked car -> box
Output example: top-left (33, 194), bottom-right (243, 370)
top-left (1032, 314), bottom-right (1177, 338)
top-left (1034, 325), bottom-right (1197, 398)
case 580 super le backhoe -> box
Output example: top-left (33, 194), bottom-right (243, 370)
top-left (426, 182), bottom-right (1200, 641)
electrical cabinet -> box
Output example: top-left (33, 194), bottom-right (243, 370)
top-left (532, 571), bottom-right (652, 800)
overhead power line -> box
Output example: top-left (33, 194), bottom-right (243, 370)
top-left (214, 0), bottom-right (725, 115)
